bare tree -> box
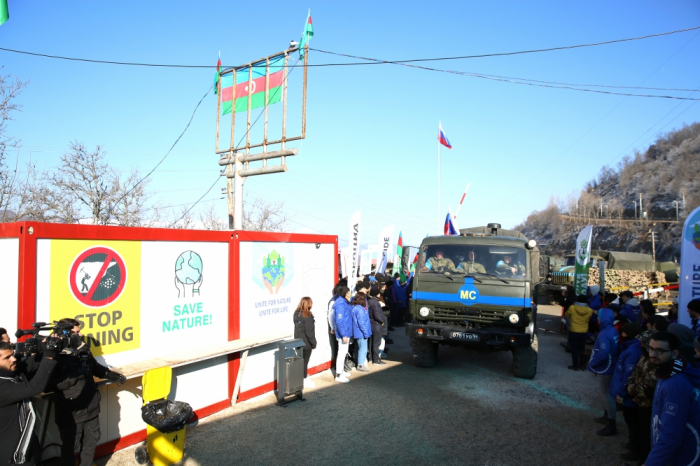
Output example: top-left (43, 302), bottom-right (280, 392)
top-left (199, 203), bottom-right (227, 230)
top-left (0, 73), bottom-right (30, 222)
top-left (170, 205), bottom-right (196, 230)
top-left (110, 168), bottom-right (159, 226)
top-left (43, 142), bottom-right (114, 224)
top-left (242, 196), bottom-right (288, 232)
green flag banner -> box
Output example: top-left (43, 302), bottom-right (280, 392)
top-left (0, 0), bottom-right (9, 26)
top-left (299, 11), bottom-right (313, 60)
top-left (573, 225), bottom-right (593, 295)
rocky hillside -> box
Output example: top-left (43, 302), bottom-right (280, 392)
top-left (516, 123), bottom-right (700, 261)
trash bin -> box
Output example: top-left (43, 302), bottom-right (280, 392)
top-left (135, 367), bottom-right (192, 466)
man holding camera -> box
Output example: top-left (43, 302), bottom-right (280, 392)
top-left (0, 337), bottom-right (58, 465)
top-left (49, 318), bottom-right (126, 466)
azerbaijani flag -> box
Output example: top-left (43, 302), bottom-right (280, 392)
top-left (397, 231), bottom-right (405, 281)
top-left (220, 55), bottom-right (284, 115)
top-left (438, 123), bottom-right (452, 149)
top-left (214, 54), bottom-right (221, 94)
top-left (299, 11), bottom-right (313, 61)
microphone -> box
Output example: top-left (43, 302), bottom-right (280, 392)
top-left (15, 329), bottom-right (33, 338)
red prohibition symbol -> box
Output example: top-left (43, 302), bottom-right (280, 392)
top-left (69, 247), bottom-right (127, 307)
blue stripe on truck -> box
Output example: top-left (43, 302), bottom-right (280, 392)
top-left (412, 291), bottom-right (529, 307)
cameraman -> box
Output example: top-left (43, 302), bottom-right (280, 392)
top-left (48, 318), bottom-right (126, 466)
top-left (0, 338), bottom-right (58, 465)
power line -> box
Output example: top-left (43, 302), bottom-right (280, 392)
top-left (1, 25), bottom-right (698, 69)
top-left (310, 49), bottom-right (700, 101)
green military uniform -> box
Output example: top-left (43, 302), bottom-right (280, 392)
top-left (428, 256), bottom-right (455, 271)
top-left (496, 259), bottom-right (526, 276)
top-left (459, 261), bottom-right (486, 274)
top-left (626, 330), bottom-right (658, 407)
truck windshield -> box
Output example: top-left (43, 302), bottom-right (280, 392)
top-left (564, 256), bottom-right (576, 266)
top-left (418, 244), bottom-right (528, 279)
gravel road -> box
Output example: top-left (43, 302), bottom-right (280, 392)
top-left (98, 305), bottom-right (629, 466)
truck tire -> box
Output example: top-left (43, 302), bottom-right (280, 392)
top-left (411, 337), bottom-right (438, 368)
top-left (512, 333), bottom-right (538, 379)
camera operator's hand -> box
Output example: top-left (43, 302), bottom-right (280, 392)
top-left (106, 371), bottom-right (127, 386)
top-left (40, 337), bottom-right (62, 359)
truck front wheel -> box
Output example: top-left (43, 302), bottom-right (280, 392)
top-left (512, 333), bottom-right (538, 379)
top-left (411, 337), bottom-right (438, 368)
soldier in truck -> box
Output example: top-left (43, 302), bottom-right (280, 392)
top-left (496, 254), bottom-right (526, 277)
top-left (423, 249), bottom-right (455, 272)
top-left (458, 250), bottom-right (486, 274)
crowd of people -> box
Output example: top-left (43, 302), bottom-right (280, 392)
top-left (325, 272), bottom-right (409, 384)
top-left (560, 284), bottom-right (700, 466)
top-left (0, 321), bottom-right (126, 466)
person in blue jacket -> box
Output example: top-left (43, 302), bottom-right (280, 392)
top-left (587, 307), bottom-right (620, 434)
top-left (351, 292), bottom-right (373, 373)
top-left (619, 290), bottom-right (642, 323)
top-left (609, 323), bottom-right (643, 460)
top-left (332, 286), bottom-right (353, 383)
top-left (645, 331), bottom-right (700, 466)
top-left (588, 285), bottom-right (603, 311)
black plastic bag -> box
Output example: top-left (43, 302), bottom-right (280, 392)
top-left (141, 399), bottom-right (193, 433)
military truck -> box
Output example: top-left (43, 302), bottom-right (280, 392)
top-left (406, 223), bottom-right (544, 379)
top-left (551, 250), bottom-right (655, 286)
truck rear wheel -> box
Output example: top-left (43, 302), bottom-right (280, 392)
top-left (512, 333), bottom-right (538, 379)
top-left (411, 337), bottom-right (438, 368)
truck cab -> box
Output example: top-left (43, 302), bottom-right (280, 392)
top-left (406, 223), bottom-right (543, 379)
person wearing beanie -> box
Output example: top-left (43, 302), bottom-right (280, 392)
top-left (668, 323), bottom-right (698, 366)
top-left (626, 329), bottom-right (658, 463)
top-left (565, 295), bottom-right (593, 371)
top-left (608, 323), bottom-right (643, 453)
top-left (587, 308), bottom-right (620, 431)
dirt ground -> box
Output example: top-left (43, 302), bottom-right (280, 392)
top-left (97, 305), bottom-right (630, 466)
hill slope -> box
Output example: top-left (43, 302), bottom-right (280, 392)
top-left (516, 123), bottom-right (700, 261)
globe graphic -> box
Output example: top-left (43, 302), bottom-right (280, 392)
top-left (175, 251), bottom-right (203, 284)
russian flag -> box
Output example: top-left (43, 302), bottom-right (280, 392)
top-left (444, 206), bottom-right (460, 235)
top-left (438, 123), bottom-right (452, 149)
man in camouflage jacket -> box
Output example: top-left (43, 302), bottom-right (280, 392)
top-left (626, 329), bottom-right (657, 463)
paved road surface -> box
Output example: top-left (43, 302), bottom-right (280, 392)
top-left (99, 305), bottom-right (629, 466)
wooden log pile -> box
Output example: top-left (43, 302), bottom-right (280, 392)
top-left (588, 269), bottom-right (669, 301)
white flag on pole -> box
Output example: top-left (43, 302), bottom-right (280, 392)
top-left (347, 210), bottom-right (362, 292)
top-left (375, 224), bottom-right (395, 274)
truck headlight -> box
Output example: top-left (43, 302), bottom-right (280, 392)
top-left (419, 307), bottom-right (431, 317)
top-left (508, 313), bottom-right (520, 324)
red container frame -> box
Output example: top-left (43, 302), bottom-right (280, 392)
top-left (0, 222), bottom-right (338, 457)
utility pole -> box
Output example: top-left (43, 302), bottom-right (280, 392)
top-left (650, 226), bottom-right (656, 262)
top-left (215, 45), bottom-right (308, 230)
top-left (638, 193), bottom-right (643, 218)
top-left (673, 200), bottom-right (680, 221)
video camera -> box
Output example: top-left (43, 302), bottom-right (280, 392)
top-left (14, 321), bottom-right (82, 355)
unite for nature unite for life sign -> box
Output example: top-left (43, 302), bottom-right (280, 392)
top-left (680, 206), bottom-right (700, 328)
top-left (573, 226), bottom-right (593, 296)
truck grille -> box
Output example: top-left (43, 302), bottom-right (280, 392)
top-left (433, 307), bottom-right (508, 323)
top-left (551, 272), bottom-right (573, 285)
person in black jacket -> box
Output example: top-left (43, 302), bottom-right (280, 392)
top-left (368, 287), bottom-right (386, 365)
top-left (293, 297), bottom-right (317, 388)
top-left (0, 340), bottom-right (58, 465)
top-left (48, 319), bottom-right (126, 466)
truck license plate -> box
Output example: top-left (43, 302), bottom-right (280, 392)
top-left (451, 332), bottom-right (479, 341)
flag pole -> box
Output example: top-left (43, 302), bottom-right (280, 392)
top-left (438, 121), bottom-right (441, 227)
